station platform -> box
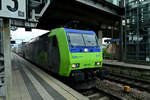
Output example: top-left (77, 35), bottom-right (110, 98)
top-left (12, 53), bottom-right (88, 100)
top-left (103, 59), bottom-right (150, 70)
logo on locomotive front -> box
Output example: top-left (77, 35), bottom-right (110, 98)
top-left (72, 56), bottom-right (83, 59)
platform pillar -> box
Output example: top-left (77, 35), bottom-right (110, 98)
top-left (119, 18), bottom-right (123, 61)
top-left (98, 30), bottom-right (103, 50)
top-left (0, 19), bottom-right (12, 100)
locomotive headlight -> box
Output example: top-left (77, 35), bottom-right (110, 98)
top-left (72, 63), bottom-right (80, 68)
top-left (72, 64), bottom-right (76, 68)
top-left (95, 62), bottom-right (101, 66)
top-left (84, 48), bottom-right (88, 52)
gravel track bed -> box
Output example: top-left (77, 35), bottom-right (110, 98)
top-left (96, 79), bottom-right (150, 100)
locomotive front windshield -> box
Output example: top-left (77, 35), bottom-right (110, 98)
top-left (68, 33), bottom-right (85, 46)
top-left (83, 34), bottom-right (98, 46)
top-left (67, 32), bottom-right (99, 47)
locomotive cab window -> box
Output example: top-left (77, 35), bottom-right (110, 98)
top-left (67, 33), bottom-right (85, 46)
top-left (83, 34), bottom-right (99, 47)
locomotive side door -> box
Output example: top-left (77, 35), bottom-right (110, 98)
top-left (48, 36), bottom-right (60, 74)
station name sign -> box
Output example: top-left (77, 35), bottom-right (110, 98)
top-left (0, 0), bottom-right (26, 19)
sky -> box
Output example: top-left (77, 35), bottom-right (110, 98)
top-left (11, 28), bottom-right (49, 44)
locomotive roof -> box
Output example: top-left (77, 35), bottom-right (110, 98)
top-left (64, 28), bottom-right (95, 34)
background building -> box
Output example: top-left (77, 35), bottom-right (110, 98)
top-left (126, 0), bottom-right (150, 63)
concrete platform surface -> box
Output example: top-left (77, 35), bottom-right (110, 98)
top-left (12, 53), bottom-right (88, 100)
top-left (103, 59), bottom-right (150, 70)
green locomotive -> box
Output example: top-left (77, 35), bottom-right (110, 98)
top-left (25, 28), bottom-right (103, 82)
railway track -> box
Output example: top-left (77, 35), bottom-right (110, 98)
top-left (80, 87), bottom-right (125, 100)
top-left (95, 78), bottom-right (150, 100)
top-left (105, 73), bottom-right (150, 92)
